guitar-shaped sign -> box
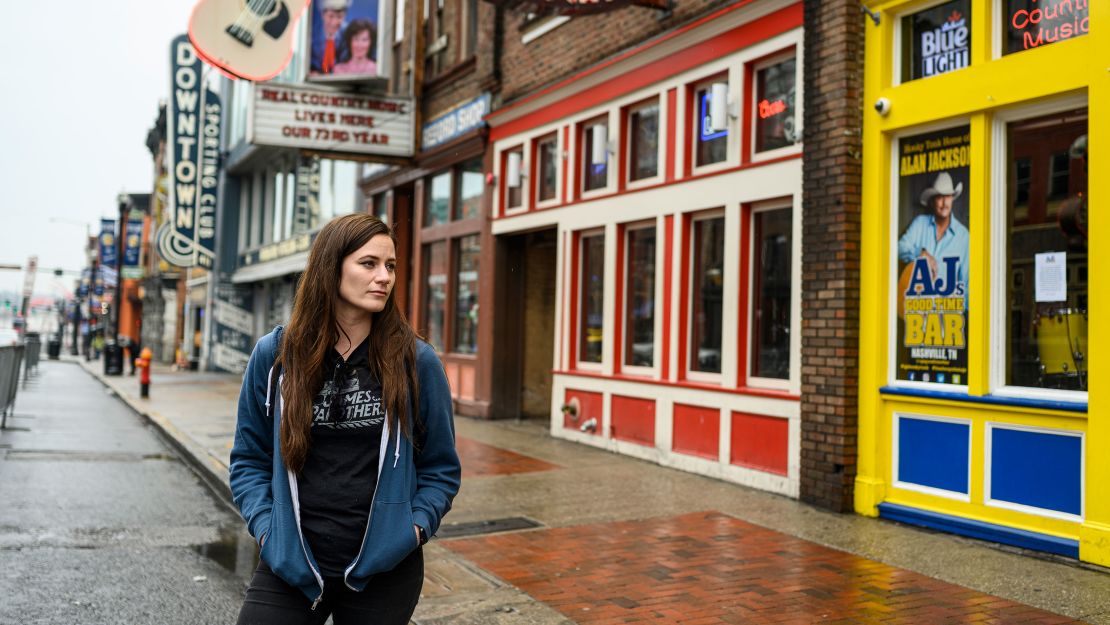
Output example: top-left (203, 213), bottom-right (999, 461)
top-left (189, 0), bottom-right (311, 81)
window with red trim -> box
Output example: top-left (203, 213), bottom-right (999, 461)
top-left (750, 206), bottom-right (792, 380)
top-left (624, 225), bottom-right (656, 368)
top-left (581, 117), bottom-right (609, 192)
top-left (536, 133), bottom-right (558, 202)
top-left (627, 100), bottom-right (660, 182)
top-left (579, 233), bottom-right (605, 364)
top-left (690, 215), bottom-right (725, 374)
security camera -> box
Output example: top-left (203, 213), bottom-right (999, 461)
top-left (874, 97), bottom-right (891, 116)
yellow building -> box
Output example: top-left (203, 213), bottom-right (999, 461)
top-left (856, 0), bottom-right (1106, 564)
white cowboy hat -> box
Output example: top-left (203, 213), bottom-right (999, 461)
top-left (321, 0), bottom-right (351, 10)
top-left (919, 171), bottom-right (963, 206)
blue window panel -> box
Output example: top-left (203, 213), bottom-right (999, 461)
top-left (897, 417), bottom-right (969, 494)
top-left (991, 428), bottom-right (1082, 516)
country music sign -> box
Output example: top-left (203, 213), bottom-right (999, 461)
top-left (1005, 0), bottom-right (1088, 54)
top-left (248, 83), bottom-right (415, 158)
top-left (158, 34), bottom-right (221, 269)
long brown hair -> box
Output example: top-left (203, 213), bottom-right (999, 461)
top-left (278, 214), bottom-right (418, 473)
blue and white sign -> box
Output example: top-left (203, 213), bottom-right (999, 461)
top-left (422, 93), bottom-right (491, 151)
top-left (157, 34), bottom-right (220, 269)
top-left (699, 92), bottom-right (727, 142)
top-left (99, 219), bottom-right (118, 269)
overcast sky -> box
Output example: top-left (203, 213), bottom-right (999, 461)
top-left (0, 0), bottom-right (197, 298)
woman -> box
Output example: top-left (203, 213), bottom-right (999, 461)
top-left (333, 20), bottom-right (378, 76)
top-left (230, 214), bottom-right (461, 624)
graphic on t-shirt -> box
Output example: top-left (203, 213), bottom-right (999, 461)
top-left (312, 369), bottom-right (385, 429)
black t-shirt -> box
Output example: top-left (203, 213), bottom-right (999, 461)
top-left (298, 336), bottom-right (384, 576)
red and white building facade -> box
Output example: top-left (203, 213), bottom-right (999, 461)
top-left (487, 0), bottom-right (805, 496)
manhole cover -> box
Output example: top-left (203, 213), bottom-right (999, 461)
top-left (437, 517), bottom-right (541, 539)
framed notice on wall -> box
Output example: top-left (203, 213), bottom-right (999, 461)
top-left (893, 125), bottom-right (971, 385)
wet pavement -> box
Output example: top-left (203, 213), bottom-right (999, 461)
top-left (75, 357), bottom-right (1110, 624)
top-left (0, 360), bottom-right (248, 624)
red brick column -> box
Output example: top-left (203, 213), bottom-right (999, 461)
top-left (799, 0), bottom-right (865, 512)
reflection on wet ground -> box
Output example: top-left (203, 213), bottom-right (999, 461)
top-left (193, 525), bottom-right (259, 581)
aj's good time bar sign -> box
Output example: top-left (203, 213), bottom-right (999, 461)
top-left (249, 83), bottom-right (414, 158)
top-left (894, 126), bottom-right (971, 386)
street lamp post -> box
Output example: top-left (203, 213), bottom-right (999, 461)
top-left (49, 217), bottom-right (92, 356)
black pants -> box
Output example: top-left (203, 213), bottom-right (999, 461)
top-left (236, 548), bottom-right (423, 625)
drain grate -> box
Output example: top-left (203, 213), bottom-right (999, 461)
top-left (436, 516), bottom-right (541, 539)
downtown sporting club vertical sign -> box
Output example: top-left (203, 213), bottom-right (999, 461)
top-left (157, 34), bottom-right (221, 269)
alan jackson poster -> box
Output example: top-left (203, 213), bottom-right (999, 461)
top-left (895, 125), bottom-right (970, 385)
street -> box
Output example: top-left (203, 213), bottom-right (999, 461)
top-left (4, 359), bottom-right (1110, 623)
top-left (0, 361), bottom-right (248, 625)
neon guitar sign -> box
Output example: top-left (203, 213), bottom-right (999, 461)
top-left (189, 0), bottom-right (312, 81)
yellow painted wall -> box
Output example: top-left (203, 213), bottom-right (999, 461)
top-left (857, 0), bottom-right (1110, 565)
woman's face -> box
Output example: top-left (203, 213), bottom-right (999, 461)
top-left (338, 234), bottom-right (396, 316)
top-left (351, 29), bottom-right (372, 60)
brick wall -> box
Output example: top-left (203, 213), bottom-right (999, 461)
top-left (799, 0), bottom-right (864, 512)
top-left (498, 0), bottom-right (733, 103)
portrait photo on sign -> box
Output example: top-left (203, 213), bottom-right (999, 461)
top-left (308, 0), bottom-right (382, 80)
top-left (893, 125), bottom-right (971, 386)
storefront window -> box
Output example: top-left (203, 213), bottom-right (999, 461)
top-left (505, 147), bottom-right (523, 210)
top-left (424, 242), bottom-right (448, 351)
top-left (894, 126), bottom-right (971, 385)
top-left (695, 82), bottom-right (728, 166)
top-left (580, 233), bottom-right (605, 364)
top-left (754, 55), bottom-right (797, 153)
top-left (900, 0), bottom-right (970, 82)
top-left (583, 119), bottom-right (608, 192)
top-left (691, 215), bottom-right (724, 374)
top-left (1006, 109), bottom-right (1087, 391)
top-left (537, 134), bottom-right (558, 202)
top-left (629, 101), bottom-right (659, 181)
top-left (454, 235), bottom-right (480, 354)
top-left (426, 171), bottom-right (451, 226)
top-left (1004, 0), bottom-right (1088, 55)
top-left (456, 158), bottom-right (483, 220)
top-left (371, 193), bottom-right (387, 223)
top-left (624, 226), bottom-right (655, 368)
top-left (751, 207), bottom-right (792, 380)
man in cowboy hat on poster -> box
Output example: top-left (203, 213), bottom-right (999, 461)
top-left (897, 170), bottom-right (969, 295)
top-left (311, 0), bottom-right (352, 75)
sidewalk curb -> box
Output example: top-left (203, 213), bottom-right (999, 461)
top-left (76, 359), bottom-right (235, 507)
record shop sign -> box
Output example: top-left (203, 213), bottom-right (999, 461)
top-left (422, 93), bottom-right (490, 151)
top-left (249, 83), bottom-right (415, 158)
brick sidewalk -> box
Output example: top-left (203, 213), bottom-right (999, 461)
top-left (445, 511), bottom-right (1084, 624)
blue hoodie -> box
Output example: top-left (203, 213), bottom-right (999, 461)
top-left (230, 326), bottom-right (461, 606)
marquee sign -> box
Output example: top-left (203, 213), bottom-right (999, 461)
top-left (248, 83), bottom-right (415, 158)
top-left (158, 34), bottom-right (222, 269)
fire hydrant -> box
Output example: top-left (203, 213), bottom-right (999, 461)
top-left (135, 347), bottom-right (152, 398)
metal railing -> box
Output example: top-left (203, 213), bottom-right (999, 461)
top-left (0, 344), bottom-right (26, 429)
top-left (23, 332), bottom-right (41, 385)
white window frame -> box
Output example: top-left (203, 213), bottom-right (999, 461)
top-left (500, 144), bottom-right (526, 215)
top-left (579, 114), bottom-right (614, 199)
top-left (621, 220), bottom-right (659, 377)
top-left (689, 75), bottom-right (734, 176)
top-left (685, 209), bottom-right (727, 385)
top-left (988, 94), bottom-right (1088, 404)
top-left (534, 132), bottom-right (562, 209)
top-left (746, 198), bottom-right (798, 392)
top-left (625, 96), bottom-right (664, 191)
top-left (576, 228), bottom-right (606, 373)
top-left (748, 47), bottom-right (803, 163)
top-left (521, 15), bottom-right (571, 45)
top-left (885, 119), bottom-right (972, 392)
